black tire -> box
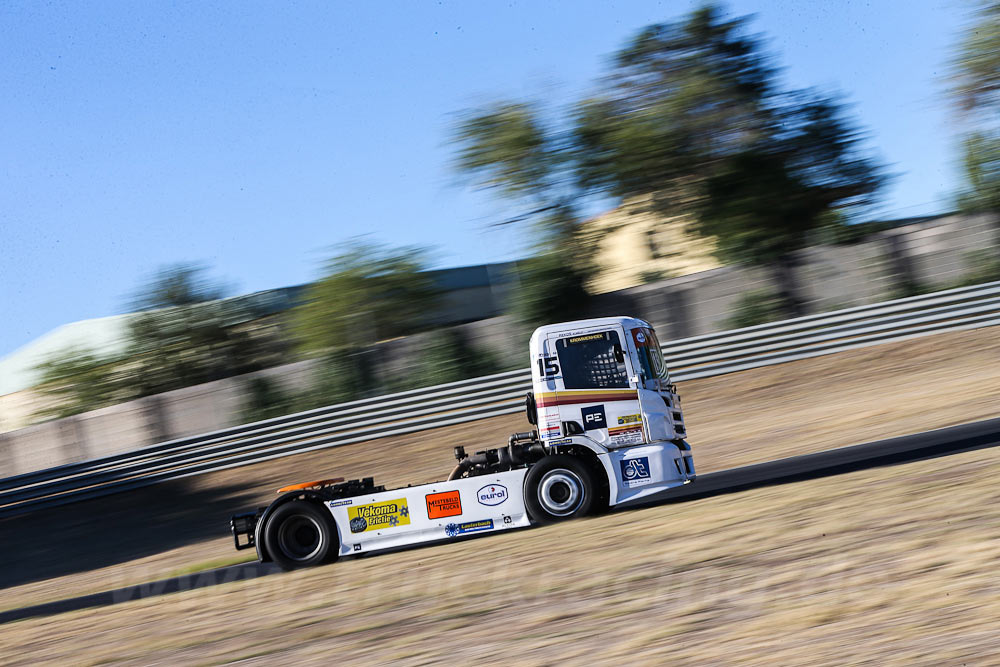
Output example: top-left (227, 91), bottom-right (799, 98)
top-left (263, 501), bottom-right (338, 570)
top-left (523, 455), bottom-right (594, 523)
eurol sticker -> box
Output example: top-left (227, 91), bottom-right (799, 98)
top-left (477, 484), bottom-right (508, 506)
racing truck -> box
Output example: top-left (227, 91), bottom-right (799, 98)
top-left (230, 316), bottom-right (695, 570)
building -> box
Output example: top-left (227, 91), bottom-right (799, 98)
top-left (583, 199), bottom-right (721, 293)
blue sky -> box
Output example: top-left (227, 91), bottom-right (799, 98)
top-left (0, 1), bottom-right (967, 358)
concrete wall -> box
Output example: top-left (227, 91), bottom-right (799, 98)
top-left (2, 213), bottom-right (997, 476)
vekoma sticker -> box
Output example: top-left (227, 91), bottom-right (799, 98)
top-left (426, 490), bottom-right (462, 519)
top-left (477, 484), bottom-right (508, 506)
top-left (617, 414), bottom-right (642, 425)
top-left (348, 498), bottom-right (411, 533)
top-left (445, 519), bottom-right (494, 537)
top-left (619, 456), bottom-right (652, 488)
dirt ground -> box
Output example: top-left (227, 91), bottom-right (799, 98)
top-left (0, 326), bottom-right (998, 663)
top-left (2, 435), bottom-right (999, 665)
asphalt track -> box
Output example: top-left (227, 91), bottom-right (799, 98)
top-left (3, 416), bottom-right (998, 625)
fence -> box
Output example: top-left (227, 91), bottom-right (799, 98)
top-left (1, 280), bottom-right (998, 519)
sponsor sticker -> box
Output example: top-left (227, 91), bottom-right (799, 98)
top-left (609, 429), bottom-right (645, 446)
top-left (477, 484), bottom-right (508, 506)
top-left (426, 490), bottom-right (463, 519)
top-left (581, 405), bottom-right (607, 430)
top-left (353, 544), bottom-right (362, 552)
top-left (619, 456), bottom-right (652, 488)
top-left (617, 414), bottom-right (642, 425)
top-left (548, 438), bottom-right (573, 446)
top-left (567, 333), bottom-right (605, 344)
top-left (445, 519), bottom-right (494, 537)
top-left (348, 498), bottom-right (411, 533)
top-left (609, 422), bottom-right (644, 443)
top-left (328, 498), bottom-right (353, 508)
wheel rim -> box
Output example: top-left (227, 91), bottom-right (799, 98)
top-left (277, 515), bottom-right (323, 562)
top-left (538, 469), bottom-right (584, 516)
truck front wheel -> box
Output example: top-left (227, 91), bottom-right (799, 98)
top-left (524, 455), bottom-right (594, 523)
top-left (263, 501), bottom-right (338, 570)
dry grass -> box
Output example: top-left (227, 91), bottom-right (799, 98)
top-left (2, 445), bottom-right (999, 665)
top-left (1, 326), bottom-right (999, 664)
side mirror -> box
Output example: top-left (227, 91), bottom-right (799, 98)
top-left (524, 392), bottom-right (537, 426)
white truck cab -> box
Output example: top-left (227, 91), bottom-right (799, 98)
top-left (527, 316), bottom-right (695, 505)
top-left (231, 316), bottom-right (695, 570)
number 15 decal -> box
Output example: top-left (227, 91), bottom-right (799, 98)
top-left (537, 356), bottom-right (559, 377)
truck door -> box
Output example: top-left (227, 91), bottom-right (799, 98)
top-left (626, 326), bottom-right (685, 442)
top-left (538, 327), bottom-right (646, 447)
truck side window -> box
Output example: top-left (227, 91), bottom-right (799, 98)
top-left (632, 327), bottom-right (670, 382)
top-left (555, 331), bottom-right (630, 389)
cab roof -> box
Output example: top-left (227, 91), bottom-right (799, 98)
top-left (530, 316), bottom-right (652, 346)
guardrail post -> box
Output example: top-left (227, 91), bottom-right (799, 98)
top-left (58, 416), bottom-right (88, 464)
top-left (664, 288), bottom-right (693, 340)
top-left (144, 395), bottom-right (171, 445)
top-left (0, 432), bottom-right (13, 478)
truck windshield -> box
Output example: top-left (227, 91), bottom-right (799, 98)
top-left (555, 330), bottom-right (630, 389)
top-left (631, 327), bottom-right (669, 383)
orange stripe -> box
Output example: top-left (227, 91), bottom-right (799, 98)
top-left (536, 390), bottom-right (637, 408)
top-left (277, 478), bottom-right (344, 493)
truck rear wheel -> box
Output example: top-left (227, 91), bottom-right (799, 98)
top-left (263, 501), bottom-right (338, 570)
top-left (524, 455), bottom-right (594, 523)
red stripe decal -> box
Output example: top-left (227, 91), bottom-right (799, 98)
top-left (536, 393), bottom-right (637, 408)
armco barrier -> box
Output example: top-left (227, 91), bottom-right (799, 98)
top-left (2, 280), bottom-right (998, 518)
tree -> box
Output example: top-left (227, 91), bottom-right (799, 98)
top-left (453, 104), bottom-right (596, 326)
top-left (32, 347), bottom-right (120, 419)
top-left (452, 3), bottom-right (885, 318)
top-left (951, 1), bottom-right (1000, 213)
top-left (130, 262), bottom-right (229, 311)
top-left (124, 301), bottom-right (285, 397)
top-left (573, 5), bottom-right (884, 315)
top-left (292, 241), bottom-right (441, 353)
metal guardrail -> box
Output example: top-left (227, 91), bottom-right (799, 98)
top-left (2, 280), bottom-right (999, 519)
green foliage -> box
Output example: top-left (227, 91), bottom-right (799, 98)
top-left (241, 332), bottom-right (510, 421)
top-left (639, 269), bottom-right (670, 284)
top-left (36, 265), bottom-right (288, 420)
top-left (955, 248), bottom-right (1000, 286)
top-left (125, 302), bottom-right (286, 397)
top-left (814, 210), bottom-right (892, 245)
top-left (130, 262), bottom-right (228, 311)
top-left (453, 103), bottom-right (557, 202)
top-left (508, 253), bottom-right (591, 331)
top-left (574, 5), bottom-right (776, 208)
top-left (575, 7), bottom-right (885, 270)
top-left (951, 1), bottom-right (1000, 114)
top-left (306, 346), bottom-right (375, 405)
top-left (292, 241), bottom-right (440, 354)
top-left (951, 1), bottom-right (1000, 212)
top-left (958, 131), bottom-right (1000, 213)
top-left (241, 376), bottom-right (297, 422)
top-left (725, 291), bottom-right (786, 329)
top-left (407, 329), bottom-right (507, 389)
top-left (32, 347), bottom-right (121, 419)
